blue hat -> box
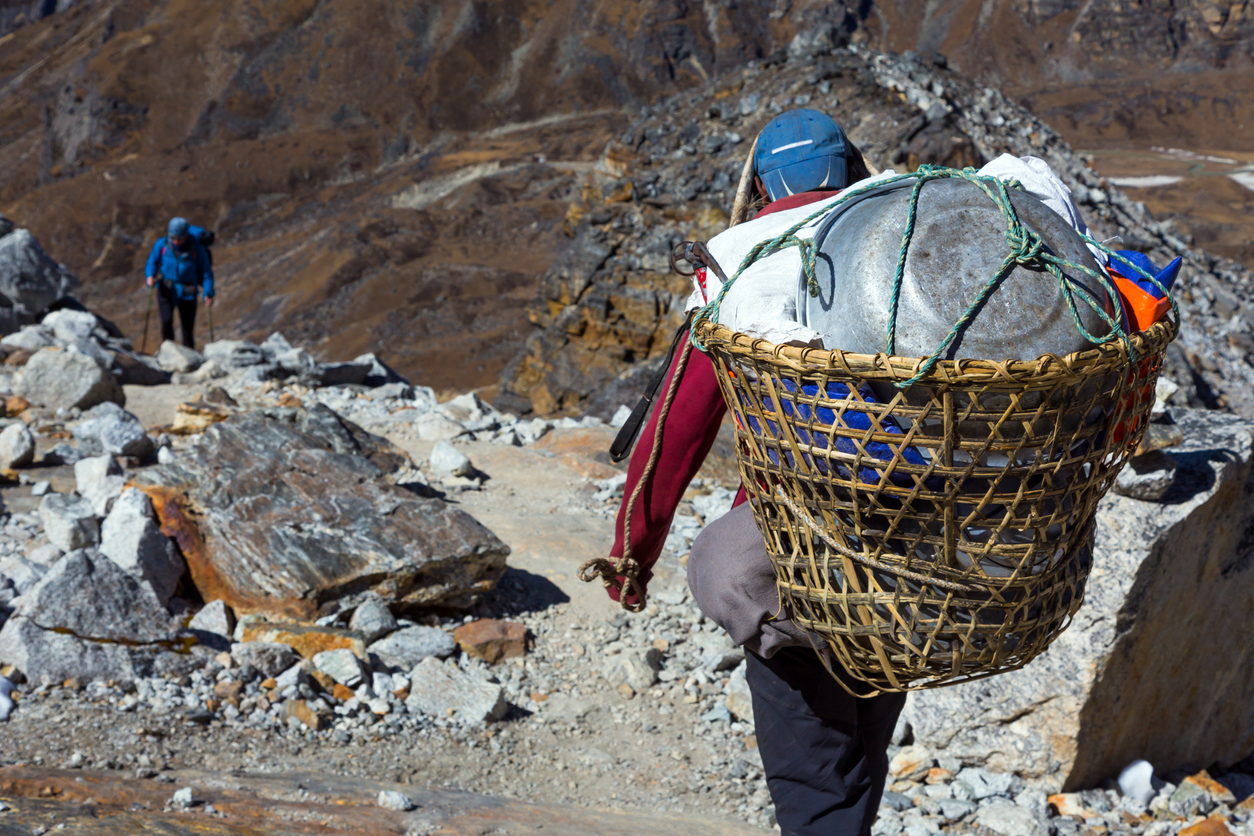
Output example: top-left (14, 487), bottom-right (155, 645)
top-left (1110, 250), bottom-right (1182, 300)
top-left (754, 109), bottom-right (850, 201)
top-left (167, 217), bottom-right (190, 239)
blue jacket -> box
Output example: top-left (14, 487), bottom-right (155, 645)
top-left (145, 235), bottom-right (214, 301)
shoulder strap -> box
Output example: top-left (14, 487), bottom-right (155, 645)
top-left (609, 311), bottom-right (694, 463)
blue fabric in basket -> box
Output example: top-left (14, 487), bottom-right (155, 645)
top-left (742, 379), bottom-right (926, 485)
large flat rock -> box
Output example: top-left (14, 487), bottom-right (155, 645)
top-left (0, 766), bottom-right (765, 835)
top-left (902, 409), bottom-right (1254, 789)
top-left (134, 406), bottom-right (509, 619)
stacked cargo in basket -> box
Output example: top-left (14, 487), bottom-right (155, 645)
top-left (689, 164), bottom-right (1178, 695)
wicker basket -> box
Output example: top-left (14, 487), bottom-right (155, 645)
top-left (693, 317), bottom-right (1177, 693)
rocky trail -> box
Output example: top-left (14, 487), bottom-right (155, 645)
top-left (0, 281), bottom-right (1247, 836)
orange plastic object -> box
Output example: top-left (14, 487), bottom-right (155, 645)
top-left (1112, 276), bottom-right (1171, 332)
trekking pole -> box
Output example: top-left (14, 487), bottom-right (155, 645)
top-left (208, 304), bottom-right (215, 343)
top-left (141, 285), bottom-right (154, 354)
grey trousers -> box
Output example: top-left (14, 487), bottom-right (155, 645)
top-left (686, 501), bottom-right (809, 658)
top-left (686, 501), bottom-right (906, 836)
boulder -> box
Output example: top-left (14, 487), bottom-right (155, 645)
top-left (0, 556), bottom-right (47, 595)
top-left (902, 410), bottom-right (1254, 789)
top-left (601, 648), bottom-right (662, 691)
top-left (41, 309), bottom-right (97, 343)
top-left (74, 454), bottom-right (126, 516)
top-left (18, 347), bottom-right (123, 411)
top-left (188, 600), bottom-right (235, 642)
top-left (72, 402), bottom-right (152, 458)
top-left (156, 341), bottom-right (204, 373)
top-left (111, 350), bottom-right (171, 386)
top-left (429, 441), bottom-right (473, 478)
top-left (0, 229), bottom-right (77, 316)
top-left (348, 595), bottom-right (398, 642)
top-left (230, 641), bottom-right (298, 678)
top-left (354, 352), bottom-right (409, 387)
top-left (312, 648), bottom-right (365, 687)
top-left (367, 626), bottom-right (456, 670)
top-left (318, 361), bottom-right (370, 386)
top-left (258, 332), bottom-right (294, 358)
top-left (276, 348), bottom-right (317, 376)
top-left (38, 493), bottom-right (99, 551)
top-left (406, 657), bottom-right (507, 724)
top-left (132, 408), bottom-right (508, 619)
top-left (0, 327), bottom-right (54, 353)
top-left (203, 340), bottom-right (264, 369)
top-left (99, 488), bottom-right (185, 605)
top-left (0, 550), bottom-right (192, 682)
top-left (0, 422), bottom-right (34, 468)
top-left (66, 336), bottom-right (114, 369)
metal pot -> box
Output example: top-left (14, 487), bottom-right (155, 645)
top-left (799, 178), bottom-right (1114, 361)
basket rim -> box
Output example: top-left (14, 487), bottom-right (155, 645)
top-left (691, 316), bottom-right (1177, 386)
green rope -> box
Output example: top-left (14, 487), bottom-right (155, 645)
top-left (690, 165), bottom-right (1176, 389)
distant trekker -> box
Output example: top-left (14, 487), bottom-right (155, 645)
top-left (145, 217), bottom-right (214, 349)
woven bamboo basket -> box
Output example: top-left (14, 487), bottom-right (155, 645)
top-left (693, 316), bottom-right (1177, 692)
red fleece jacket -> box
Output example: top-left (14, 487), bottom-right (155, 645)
top-left (605, 189), bottom-right (840, 605)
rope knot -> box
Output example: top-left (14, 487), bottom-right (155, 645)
top-left (578, 555), bottom-right (647, 612)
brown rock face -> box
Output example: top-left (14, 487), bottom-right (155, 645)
top-left (454, 619), bottom-right (529, 664)
top-left (133, 406), bottom-right (509, 619)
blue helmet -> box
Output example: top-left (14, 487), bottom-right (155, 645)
top-left (753, 109), bottom-right (851, 201)
top-left (167, 217), bottom-right (190, 239)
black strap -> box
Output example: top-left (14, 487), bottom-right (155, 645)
top-left (609, 311), bottom-right (695, 463)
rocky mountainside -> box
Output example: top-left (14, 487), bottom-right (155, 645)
top-left (1, 0), bottom-right (1250, 396)
top-left (496, 44), bottom-right (1254, 422)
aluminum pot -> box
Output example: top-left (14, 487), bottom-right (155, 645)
top-left (799, 178), bottom-right (1114, 361)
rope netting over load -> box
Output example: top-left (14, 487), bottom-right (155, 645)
top-left (689, 166), bottom-right (1179, 693)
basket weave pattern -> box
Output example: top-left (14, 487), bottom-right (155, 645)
top-left (695, 318), bottom-right (1177, 692)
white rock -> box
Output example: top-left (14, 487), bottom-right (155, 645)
top-left (726, 660), bottom-right (753, 724)
top-left (203, 340), bottom-right (264, 369)
top-left (976, 801), bottom-right (1043, 836)
top-left (30, 480), bottom-right (50, 496)
top-left (72, 402), bottom-right (153, 458)
top-left (405, 656), bottom-right (506, 724)
top-left (155, 341), bottom-right (204, 373)
top-left (170, 787), bottom-right (194, 808)
top-left (376, 790), bottom-right (415, 811)
top-left (17, 347), bottom-right (123, 411)
top-left (0, 556), bottom-right (46, 594)
top-left (413, 411), bottom-right (466, 441)
top-left (0, 423), bottom-right (34, 468)
top-left (100, 488), bottom-right (184, 605)
top-left (157, 446), bottom-right (176, 465)
top-left (1, 326), bottom-right (55, 352)
top-left (188, 600), bottom-right (235, 640)
top-left (41, 309), bottom-right (97, 344)
top-left (610, 404), bottom-right (632, 428)
top-left (274, 662), bottom-right (310, 690)
top-left (0, 676), bottom-right (14, 721)
top-left (38, 492), bottom-right (99, 551)
top-left (312, 648), bottom-right (364, 687)
top-left (348, 596), bottom-right (398, 642)
top-left (1113, 449), bottom-right (1177, 501)
top-left (1119, 759), bottom-right (1157, 807)
top-left (25, 544), bottom-right (62, 566)
top-left (600, 648), bottom-right (662, 691)
top-left (74, 455), bottom-right (126, 516)
top-left (429, 441), bottom-right (473, 478)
